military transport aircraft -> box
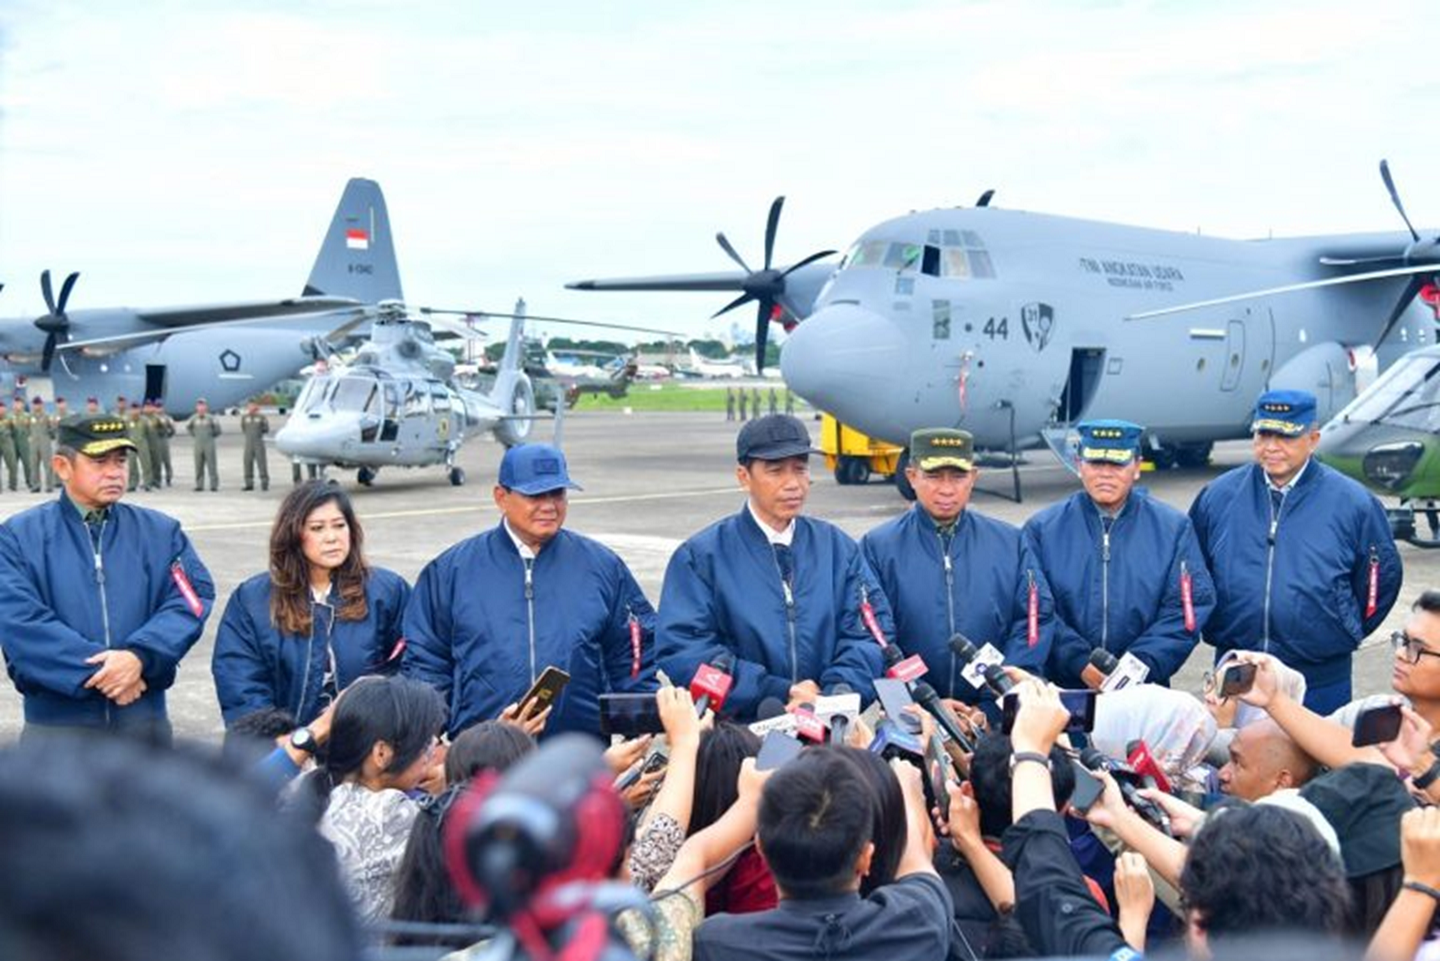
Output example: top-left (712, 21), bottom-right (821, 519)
top-left (570, 163), bottom-right (1440, 495)
top-left (0, 178), bottom-right (402, 413)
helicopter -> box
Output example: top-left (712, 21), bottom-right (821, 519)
top-left (275, 300), bottom-right (536, 486)
top-left (1318, 339), bottom-right (1440, 548)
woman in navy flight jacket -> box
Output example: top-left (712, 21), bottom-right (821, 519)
top-left (212, 481), bottom-right (410, 727)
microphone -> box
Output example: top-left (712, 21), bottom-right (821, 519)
top-left (824, 682), bottom-right (854, 745)
top-left (749, 696), bottom-right (797, 736)
top-left (1081, 649), bottom-right (1119, 691)
top-left (793, 702), bottom-right (829, 744)
top-left (755, 697), bottom-right (787, 721)
top-left (690, 653), bottom-right (736, 717)
top-left (911, 680), bottom-right (975, 754)
top-left (1079, 746), bottom-right (1173, 836)
top-left (870, 717), bottom-right (924, 762)
top-left (948, 633), bottom-right (1013, 697)
top-left (1125, 739), bottom-right (1173, 794)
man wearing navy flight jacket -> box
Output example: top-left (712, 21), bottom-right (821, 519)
top-left (403, 443), bottom-right (657, 739)
top-left (1024, 419), bottom-right (1214, 689)
top-left (0, 414), bottom-right (214, 740)
top-left (657, 414), bottom-right (885, 721)
top-left (862, 428), bottom-right (1054, 705)
top-left (1190, 390), bottom-right (1402, 714)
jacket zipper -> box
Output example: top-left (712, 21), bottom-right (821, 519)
top-left (1263, 491), bottom-right (1281, 652)
top-left (1101, 523), bottom-right (1111, 649)
top-left (940, 531), bottom-right (958, 694)
top-left (773, 548), bottom-right (798, 683)
top-left (93, 517), bottom-right (113, 725)
top-left (524, 558), bottom-right (537, 685)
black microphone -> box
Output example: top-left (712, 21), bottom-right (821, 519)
top-left (911, 681), bottom-right (975, 754)
top-left (1081, 649), bottom-right (1119, 691)
top-left (1078, 747), bottom-right (1173, 836)
top-left (948, 633), bottom-right (1014, 697)
top-left (826, 682), bottom-right (854, 745)
top-left (755, 696), bottom-right (787, 721)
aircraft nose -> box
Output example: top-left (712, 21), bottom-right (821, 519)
top-left (276, 413), bottom-right (358, 457)
top-left (781, 303), bottom-right (906, 421)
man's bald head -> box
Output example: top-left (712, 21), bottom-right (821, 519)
top-left (1218, 719), bottom-right (1318, 801)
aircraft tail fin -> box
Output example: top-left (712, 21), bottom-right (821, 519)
top-left (490, 298), bottom-right (536, 447)
top-left (303, 178), bottom-right (404, 304)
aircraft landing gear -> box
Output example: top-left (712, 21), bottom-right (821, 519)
top-left (449, 466), bottom-right (466, 487)
top-left (894, 449), bottom-right (917, 502)
top-left (1392, 503), bottom-right (1440, 549)
top-left (835, 456), bottom-right (871, 486)
top-left (357, 466), bottom-right (377, 487)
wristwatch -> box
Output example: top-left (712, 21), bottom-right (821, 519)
top-left (289, 727), bottom-right (320, 755)
top-left (1009, 750), bottom-right (1052, 774)
top-left (1412, 744), bottom-right (1440, 791)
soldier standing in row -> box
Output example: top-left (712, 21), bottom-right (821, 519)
top-left (126, 403), bottom-right (154, 492)
top-left (738, 388), bottom-right (749, 421)
top-left (28, 398), bottom-right (53, 493)
top-left (188, 398), bottom-right (221, 492)
top-left (240, 401), bottom-right (270, 492)
top-left (151, 400), bottom-right (176, 488)
top-left (12, 398), bottom-right (36, 492)
top-left (47, 398), bottom-right (68, 490)
top-left (725, 386), bottom-right (736, 422)
top-left (0, 401), bottom-right (17, 492)
top-left (785, 389), bottom-right (795, 416)
top-left (767, 386), bottom-right (778, 416)
top-left (750, 387), bottom-right (761, 422)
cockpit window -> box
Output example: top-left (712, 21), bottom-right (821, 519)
top-left (1341, 353), bottom-right (1440, 429)
top-left (330, 377), bottom-right (378, 414)
top-left (842, 233), bottom-right (995, 279)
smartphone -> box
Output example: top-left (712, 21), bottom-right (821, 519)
top-left (926, 733), bottom-right (955, 822)
top-left (1219, 662), bottom-right (1257, 698)
top-left (518, 666), bottom-right (571, 716)
top-left (1352, 703), bottom-right (1404, 747)
top-left (1001, 689), bottom-right (1096, 734)
top-left (874, 677), bottom-right (923, 735)
top-left (599, 693), bottom-right (664, 738)
top-left (756, 730), bottom-right (805, 771)
top-left (1069, 761), bottom-right (1106, 814)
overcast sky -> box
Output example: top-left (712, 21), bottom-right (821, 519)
top-left (1, 0), bottom-right (1437, 345)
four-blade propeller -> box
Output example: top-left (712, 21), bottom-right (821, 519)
top-left (35, 269), bottom-right (80, 372)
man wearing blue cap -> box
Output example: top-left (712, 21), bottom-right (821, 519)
top-left (862, 428), bottom-right (1054, 706)
top-left (1023, 419), bottom-right (1215, 689)
top-left (0, 414), bottom-right (214, 738)
top-left (1190, 389), bottom-right (1402, 713)
top-left (656, 414), bottom-right (885, 720)
top-left (403, 443), bottom-right (657, 738)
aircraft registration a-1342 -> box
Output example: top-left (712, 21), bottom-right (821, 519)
top-left (570, 162), bottom-right (1440, 494)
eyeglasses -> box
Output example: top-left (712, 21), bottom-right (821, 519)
top-left (1391, 631), bottom-right (1440, 665)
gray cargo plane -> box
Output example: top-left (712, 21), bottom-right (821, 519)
top-left (570, 164), bottom-right (1440, 494)
top-left (0, 178), bottom-right (401, 413)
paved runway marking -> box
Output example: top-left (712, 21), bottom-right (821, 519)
top-left (185, 485), bottom-right (741, 532)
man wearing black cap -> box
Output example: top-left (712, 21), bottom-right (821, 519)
top-left (1190, 389), bottom-right (1402, 713)
top-left (656, 414), bottom-right (885, 720)
top-left (0, 414), bottom-right (214, 738)
top-left (404, 443), bottom-right (657, 738)
top-left (1023, 419), bottom-right (1215, 689)
top-left (862, 428), bottom-right (1054, 705)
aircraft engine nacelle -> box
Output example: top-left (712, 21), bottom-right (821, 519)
top-left (491, 373), bottom-right (536, 448)
top-left (1267, 341), bottom-right (1361, 428)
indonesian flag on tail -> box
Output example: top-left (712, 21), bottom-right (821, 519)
top-left (346, 227), bottom-right (370, 250)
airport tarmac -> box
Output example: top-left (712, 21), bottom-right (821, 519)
top-left (0, 409), bottom-right (1431, 742)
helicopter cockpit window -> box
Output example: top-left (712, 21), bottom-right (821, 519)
top-left (328, 377), bottom-right (378, 414)
top-left (430, 384), bottom-right (451, 412)
top-left (1348, 354), bottom-right (1440, 429)
top-left (296, 378), bottom-right (327, 413)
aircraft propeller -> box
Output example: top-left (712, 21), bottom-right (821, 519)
top-left (709, 196), bottom-right (836, 373)
top-left (35, 269), bottom-right (79, 372)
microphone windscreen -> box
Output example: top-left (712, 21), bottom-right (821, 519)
top-left (755, 697), bottom-right (787, 721)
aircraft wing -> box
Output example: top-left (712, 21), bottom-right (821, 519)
top-left (566, 271), bottom-right (748, 292)
top-left (132, 296), bottom-right (361, 327)
top-left (59, 305), bottom-right (370, 354)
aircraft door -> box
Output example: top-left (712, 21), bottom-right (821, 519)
top-left (1057, 348), bottom-right (1106, 423)
top-left (1221, 320), bottom-right (1245, 392)
top-left (144, 365), bottom-right (167, 404)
